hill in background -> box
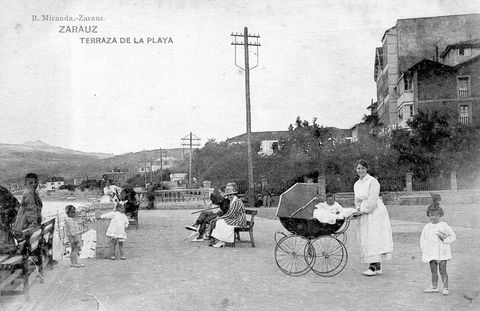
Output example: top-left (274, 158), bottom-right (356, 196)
top-left (0, 141), bottom-right (187, 184)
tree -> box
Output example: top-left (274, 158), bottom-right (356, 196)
top-left (391, 110), bottom-right (480, 181)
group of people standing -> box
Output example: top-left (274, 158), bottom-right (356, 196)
top-left (187, 159), bottom-right (455, 296)
top-left (2, 162), bottom-right (457, 295)
top-left (349, 159), bottom-right (454, 294)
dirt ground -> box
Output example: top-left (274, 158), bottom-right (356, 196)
top-left (1, 204), bottom-right (479, 311)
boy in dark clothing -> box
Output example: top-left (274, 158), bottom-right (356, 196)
top-left (14, 173), bottom-right (43, 237)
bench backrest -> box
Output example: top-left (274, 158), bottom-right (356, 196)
top-left (21, 226), bottom-right (43, 254)
top-left (41, 218), bottom-right (56, 247)
top-left (20, 218), bottom-right (56, 255)
top-left (245, 209), bottom-right (257, 227)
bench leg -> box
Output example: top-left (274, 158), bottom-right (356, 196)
top-left (232, 231), bottom-right (239, 247)
top-left (37, 253), bottom-right (44, 284)
top-left (249, 229), bottom-right (255, 247)
top-left (22, 259), bottom-right (30, 301)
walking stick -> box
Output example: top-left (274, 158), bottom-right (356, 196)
top-left (190, 205), bottom-right (219, 214)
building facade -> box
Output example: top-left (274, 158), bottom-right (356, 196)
top-left (396, 42), bottom-right (480, 127)
top-left (374, 14), bottom-right (480, 129)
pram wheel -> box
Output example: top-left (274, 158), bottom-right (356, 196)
top-left (274, 235), bottom-right (312, 276)
top-left (309, 236), bottom-right (347, 277)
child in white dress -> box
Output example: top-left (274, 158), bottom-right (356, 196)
top-left (420, 195), bottom-right (455, 295)
top-left (313, 193), bottom-right (356, 224)
top-left (100, 203), bottom-right (129, 260)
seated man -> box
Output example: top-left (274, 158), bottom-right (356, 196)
top-left (312, 193), bottom-right (355, 224)
top-left (186, 186), bottom-right (229, 242)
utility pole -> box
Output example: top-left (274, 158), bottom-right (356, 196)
top-left (156, 148), bottom-right (167, 188)
top-left (181, 132), bottom-right (201, 185)
top-left (231, 27), bottom-right (261, 207)
top-left (143, 149), bottom-right (150, 189)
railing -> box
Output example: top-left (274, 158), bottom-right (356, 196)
top-left (154, 189), bottom-right (211, 202)
top-left (412, 174), bottom-right (451, 191)
top-left (458, 89), bottom-right (469, 98)
top-left (459, 115), bottom-right (470, 124)
top-left (136, 188), bottom-right (213, 208)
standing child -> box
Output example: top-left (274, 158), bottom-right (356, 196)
top-left (420, 194), bottom-right (456, 295)
top-left (14, 173), bottom-right (43, 235)
top-left (64, 205), bottom-right (84, 267)
top-left (100, 203), bottom-right (129, 260)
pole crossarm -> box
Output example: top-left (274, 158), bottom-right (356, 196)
top-left (181, 132), bottom-right (201, 184)
top-left (231, 29), bottom-right (261, 71)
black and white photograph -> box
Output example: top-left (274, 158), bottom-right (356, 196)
top-left (0, 0), bottom-right (479, 310)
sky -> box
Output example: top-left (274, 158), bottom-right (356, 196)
top-left (1, 0), bottom-right (479, 155)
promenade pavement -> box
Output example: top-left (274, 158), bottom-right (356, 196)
top-left (2, 204), bottom-right (479, 311)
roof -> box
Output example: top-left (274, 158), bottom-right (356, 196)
top-left (453, 54), bottom-right (480, 68)
top-left (440, 38), bottom-right (480, 57)
top-left (403, 58), bottom-right (453, 73)
top-left (397, 13), bottom-right (480, 22)
top-left (226, 131), bottom-right (289, 142)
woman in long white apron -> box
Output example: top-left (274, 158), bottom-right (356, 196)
top-left (353, 159), bottom-right (393, 276)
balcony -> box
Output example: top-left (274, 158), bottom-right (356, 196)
top-left (459, 115), bottom-right (470, 124)
top-left (397, 91), bottom-right (413, 108)
top-left (458, 89), bottom-right (469, 99)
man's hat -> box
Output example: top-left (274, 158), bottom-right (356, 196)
top-left (223, 186), bottom-right (238, 196)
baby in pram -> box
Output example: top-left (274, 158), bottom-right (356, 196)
top-left (313, 193), bottom-right (356, 224)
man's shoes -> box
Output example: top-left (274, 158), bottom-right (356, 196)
top-left (442, 288), bottom-right (449, 295)
top-left (424, 287), bottom-right (439, 293)
top-left (212, 241), bottom-right (225, 248)
top-left (191, 237), bottom-right (204, 242)
top-left (185, 225), bottom-right (198, 231)
top-left (362, 269), bottom-right (376, 276)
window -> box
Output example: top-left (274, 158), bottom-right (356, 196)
top-left (457, 76), bottom-right (470, 98)
top-left (459, 47), bottom-right (464, 55)
top-left (459, 105), bottom-right (470, 124)
top-left (405, 104), bottom-right (414, 118)
top-left (404, 74), bottom-right (412, 91)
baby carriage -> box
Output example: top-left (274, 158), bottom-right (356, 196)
top-left (274, 183), bottom-right (351, 277)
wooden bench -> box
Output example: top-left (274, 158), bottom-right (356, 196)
top-left (0, 218), bottom-right (56, 301)
top-left (233, 209), bottom-right (257, 247)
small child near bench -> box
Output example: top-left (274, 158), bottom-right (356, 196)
top-left (64, 205), bottom-right (84, 268)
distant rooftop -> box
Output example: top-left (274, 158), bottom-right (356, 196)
top-left (440, 38), bottom-right (480, 57)
top-left (226, 131), bottom-right (289, 142)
